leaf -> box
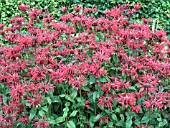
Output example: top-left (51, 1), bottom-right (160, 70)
top-left (59, 94), bottom-right (66, 97)
top-left (120, 114), bottom-right (124, 121)
top-left (82, 86), bottom-right (89, 91)
top-left (52, 96), bottom-right (61, 103)
top-left (141, 116), bottom-right (150, 123)
top-left (92, 91), bottom-right (100, 103)
top-left (65, 95), bottom-right (74, 102)
top-left (95, 36), bottom-right (100, 42)
top-left (2, 95), bottom-right (7, 104)
top-left (93, 114), bottom-right (103, 122)
top-left (90, 75), bottom-right (96, 85)
top-left (111, 114), bottom-right (117, 121)
top-left (29, 108), bottom-right (37, 120)
top-left (113, 54), bottom-right (119, 64)
top-left (39, 110), bottom-right (45, 117)
top-left (65, 102), bottom-right (70, 107)
top-left (42, 106), bottom-right (48, 112)
top-left (126, 119), bottom-right (132, 128)
top-left (157, 117), bottom-right (162, 122)
top-left (116, 120), bottom-right (123, 127)
top-left (70, 110), bottom-right (78, 117)
top-left (46, 97), bottom-right (52, 104)
top-left (55, 117), bottom-right (65, 124)
top-left (129, 86), bottom-right (136, 91)
top-left (114, 108), bottom-right (120, 113)
top-left (99, 77), bottom-right (107, 82)
top-left (63, 107), bottom-right (69, 118)
top-left (71, 89), bottom-right (77, 99)
top-left (67, 120), bottom-right (76, 128)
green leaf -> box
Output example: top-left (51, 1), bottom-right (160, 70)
top-left (65, 102), bottom-right (70, 107)
top-left (120, 114), bottom-right (124, 121)
top-left (82, 86), bottom-right (89, 91)
top-left (39, 110), bottom-right (45, 117)
top-left (67, 120), bottom-right (76, 128)
top-left (29, 108), bottom-right (37, 120)
top-left (65, 95), bottom-right (74, 102)
top-left (92, 91), bottom-right (100, 102)
top-left (63, 107), bottom-right (69, 118)
top-left (42, 106), bottom-right (48, 112)
top-left (46, 97), bottom-right (52, 104)
top-left (55, 117), bottom-right (65, 124)
top-left (52, 96), bottom-right (61, 103)
top-left (95, 36), bottom-right (100, 42)
top-left (141, 116), bottom-right (150, 123)
top-left (129, 86), bottom-right (136, 91)
top-left (2, 95), bottom-right (7, 104)
top-left (157, 117), bottom-right (162, 122)
top-left (126, 119), bottom-right (132, 128)
top-left (71, 89), bottom-right (77, 99)
top-left (111, 114), bottom-right (117, 121)
top-left (114, 108), bottom-right (120, 113)
top-left (59, 94), bottom-right (66, 97)
top-left (99, 77), bottom-right (107, 82)
top-left (70, 110), bottom-right (78, 117)
top-left (93, 114), bottom-right (103, 122)
top-left (90, 75), bottom-right (96, 85)
top-left (116, 120), bottom-right (123, 127)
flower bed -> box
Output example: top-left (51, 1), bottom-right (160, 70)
top-left (0, 3), bottom-right (169, 128)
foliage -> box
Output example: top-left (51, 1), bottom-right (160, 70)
top-left (0, 0), bottom-right (170, 38)
top-left (0, 3), bottom-right (170, 128)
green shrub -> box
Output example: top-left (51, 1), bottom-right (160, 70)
top-left (0, 0), bottom-right (169, 38)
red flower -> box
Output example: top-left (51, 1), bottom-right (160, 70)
top-left (0, 23), bottom-right (4, 29)
top-left (98, 96), bottom-right (113, 109)
top-left (84, 100), bottom-right (90, 109)
top-left (18, 115), bottom-right (29, 124)
top-left (34, 120), bottom-right (50, 128)
top-left (100, 115), bottom-right (109, 124)
top-left (131, 105), bottom-right (141, 113)
top-left (27, 94), bottom-right (43, 107)
top-left (133, 4), bottom-right (141, 10)
top-left (18, 4), bottom-right (29, 11)
top-left (60, 7), bottom-right (67, 13)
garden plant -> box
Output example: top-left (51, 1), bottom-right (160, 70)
top-left (0, 3), bottom-right (170, 128)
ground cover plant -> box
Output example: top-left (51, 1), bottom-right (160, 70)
top-left (0, 3), bottom-right (170, 128)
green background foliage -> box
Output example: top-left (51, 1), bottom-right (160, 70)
top-left (0, 0), bottom-right (169, 38)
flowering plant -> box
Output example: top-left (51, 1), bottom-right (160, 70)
top-left (0, 3), bottom-right (169, 128)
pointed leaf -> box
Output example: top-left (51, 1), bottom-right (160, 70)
top-left (67, 120), bottom-right (76, 128)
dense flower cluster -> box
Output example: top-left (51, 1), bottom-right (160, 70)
top-left (0, 3), bottom-right (169, 128)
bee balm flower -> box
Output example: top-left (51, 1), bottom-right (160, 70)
top-left (18, 4), bottom-right (29, 12)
